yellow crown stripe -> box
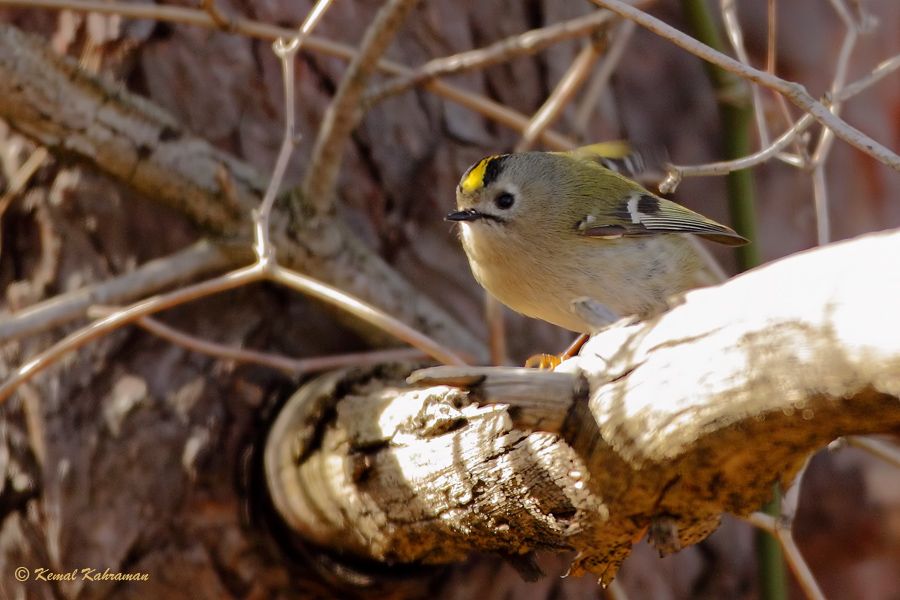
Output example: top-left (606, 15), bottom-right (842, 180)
top-left (461, 156), bottom-right (495, 193)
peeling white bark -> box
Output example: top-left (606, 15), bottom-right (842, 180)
top-left (266, 230), bottom-right (900, 583)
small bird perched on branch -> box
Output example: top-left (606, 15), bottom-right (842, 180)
top-left (448, 143), bottom-right (748, 335)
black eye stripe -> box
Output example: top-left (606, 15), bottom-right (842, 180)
top-left (482, 155), bottom-right (510, 187)
top-left (494, 192), bottom-right (515, 209)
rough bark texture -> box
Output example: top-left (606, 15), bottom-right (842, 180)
top-left (0, 1), bottom-right (898, 598)
top-left (0, 21), bottom-right (485, 360)
top-left (265, 230), bottom-right (900, 584)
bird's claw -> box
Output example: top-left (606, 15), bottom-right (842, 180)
top-left (524, 353), bottom-right (562, 370)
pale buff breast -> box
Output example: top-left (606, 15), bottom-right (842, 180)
top-left (460, 225), bottom-right (711, 333)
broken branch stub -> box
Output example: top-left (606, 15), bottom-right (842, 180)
top-left (264, 229), bottom-right (900, 583)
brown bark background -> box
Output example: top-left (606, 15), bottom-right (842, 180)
top-left (0, 0), bottom-right (898, 598)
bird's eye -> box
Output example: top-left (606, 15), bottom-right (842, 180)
top-left (494, 192), bottom-right (515, 210)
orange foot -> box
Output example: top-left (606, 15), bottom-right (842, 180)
top-left (523, 334), bottom-right (590, 370)
top-left (524, 353), bottom-right (561, 370)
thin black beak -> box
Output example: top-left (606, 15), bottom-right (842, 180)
top-left (446, 209), bottom-right (483, 222)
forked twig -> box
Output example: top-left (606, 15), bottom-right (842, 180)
top-left (0, 265), bottom-right (261, 403)
top-left (1, 0), bottom-right (575, 149)
top-left (269, 266), bottom-right (467, 365)
top-left (744, 512), bottom-right (826, 600)
top-left (0, 253), bottom-right (469, 403)
top-left (589, 0), bottom-right (900, 170)
top-left (659, 54), bottom-right (900, 191)
top-left (364, 8), bottom-right (626, 106)
top-left (0, 241), bottom-right (248, 344)
top-left (0, 0), bottom-right (467, 405)
top-left (89, 306), bottom-right (424, 374)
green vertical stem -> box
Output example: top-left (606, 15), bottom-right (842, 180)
top-left (680, 0), bottom-right (761, 270)
top-left (720, 96), bottom-right (762, 269)
top-left (757, 488), bottom-right (787, 600)
top-left (679, 2), bottom-right (783, 599)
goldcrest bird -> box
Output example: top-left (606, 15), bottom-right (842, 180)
top-left (447, 144), bottom-right (748, 333)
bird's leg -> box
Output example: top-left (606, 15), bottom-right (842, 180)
top-left (561, 333), bottom-right (590, 358)
top-left (523, 333), bottom-right (590, 369)
top-left (524, 299), bottom-right (619, 370)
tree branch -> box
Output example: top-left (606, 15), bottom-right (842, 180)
top-left (264, 229), bottom-right (900, 584)
top-left (0, 241), bottom-right (248, 344)
top-left (0, 23), bottom-right (485, 360)
top-left (589, 0), bottom-right (900, 171)
top-left (302, 0), bottom-right (421, 210)
top-left (0, 0), bottom-right (576, 148)
top-left (363, 9), bottom-right (624, 106)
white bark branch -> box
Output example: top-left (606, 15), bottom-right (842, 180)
top-left (265, 229), bottom-right (900, 583)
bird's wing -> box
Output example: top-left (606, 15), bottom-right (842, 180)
top-left (576, 190), bottom-right (749, 246)
top-left (564, 141), bottom-right (668, 182)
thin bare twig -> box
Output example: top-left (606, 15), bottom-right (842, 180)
top-left (811, 166), bottom-right (830, 245)
top-left (811, 0), bottom-right (860, 167)
top-left (363, 9), bottom-right (624, 106)
top-left (0, 258), bottom-right (468, 403)
top-left (844, 435), bottom-right (900, 469)
top-left (200, 0), bottom-right (236, 32)
top-left (88, 306), bottom-right (425, 374)
top-left (0, 146), bottom-right (49, 260)
top-left (834, 54), bottom-right (900, 100)
top-left (255, 0), bottom-right (335, 262)
top-left (4, 0), bottom-right (575, 149)
top-left (573, 20), bottom-right (636, 134)
top-left (659, 53), bottom-right (900, 191)
top-left (589, 0), bottom-right (900, 170)
top-left (764, 0), bottom-right (807, 160)
top-left (720, 0), bottom-right (770, 148)
top-left (660, 115), bottom-right (811, 191)
top-left (515, 39), bottom-right (605, 151)
top-left (0, 146), bottom-right (48, 220)
top-left (269, 265), bottom-right (468, 366)
top-left (302, 0), bottom-right (421, 209)
top-left (0, 264), bottom-right (263, 403)
top-left (806, 0), bottom-right (865, 246)
top-left (744, 512), bottom-right (827, 600)
top-left (0, 241), bottom-right (247, 344)
top-left (765, 0), bottom-right (776, 75)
